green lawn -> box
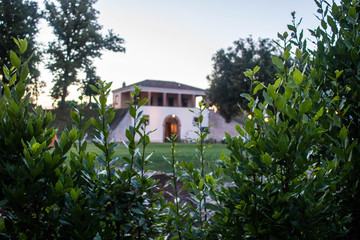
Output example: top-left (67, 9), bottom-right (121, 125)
top-left (85, 142), bottom-right (229, 173)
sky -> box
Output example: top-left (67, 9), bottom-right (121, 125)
top-left (36, 0), bottom-right (321, 107)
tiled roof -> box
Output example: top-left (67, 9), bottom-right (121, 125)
top-left (115, 79), bottom-right (204, 91)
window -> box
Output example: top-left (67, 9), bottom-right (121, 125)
top-left (168, 97), bottom-right (174, 106)
top-left (158, 96), bottom-right (163, 106)
top-left (182, 97), bottom-right (188, 107)
top-left (115, 95), bottom-right (119, 105)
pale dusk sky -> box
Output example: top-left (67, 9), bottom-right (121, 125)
top-left (36, 0), bottom-right (321, 107)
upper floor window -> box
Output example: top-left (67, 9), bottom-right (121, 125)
top-left (182, 97), bottom-right (188, 107)
top-left (168, 97), bottom-right (174, 106)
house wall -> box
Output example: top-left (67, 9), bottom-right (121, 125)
top-left (110, 106), bottom-right (209, 143)
top-left (207, 110), bottom-right (241, 142)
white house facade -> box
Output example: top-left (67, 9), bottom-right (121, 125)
top-left (110, 80), bottom-right (209, 143)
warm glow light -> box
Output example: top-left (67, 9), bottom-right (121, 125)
top-left (326, 109), bottom-right (329, 114)
top-left (264, 117), bottom-right (269, 122)
top-left (248, 114), bottom-right (253, 120)
top-left (172, 114), bottom-right (176, 118)
top-left (335, 110), bottom-right (339, 115)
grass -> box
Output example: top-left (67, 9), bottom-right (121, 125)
top-left (85, 142), bottom-right (229, 173)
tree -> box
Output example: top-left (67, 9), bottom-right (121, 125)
top-left (0, 0), bottom-right (44, 102)
top-left (44, 0), bottom-right (125, 109)
top-left (81, 65), bottom-right (100, 108)
top-left (207, 37), bottom-right (277, 122)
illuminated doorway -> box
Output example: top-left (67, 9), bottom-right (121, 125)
top-left (164, 115), bottom-right (180, 142)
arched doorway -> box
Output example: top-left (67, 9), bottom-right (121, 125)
top-left (163, 115), bottom-right (180, 142)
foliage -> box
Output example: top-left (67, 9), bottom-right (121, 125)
top-left (305, 0), bottom-right (360, 238)
top-left (205, 1), bottom-right (359, 238)
top-left (207, 37), bottom-right (278, 122)
top-left (44, 0), bottom-right (125, 109)
top-left (163, 135), bottom-right (184, 239)
top-left (0, 38), bottom-right (75, 239)
top-left (0, 0), bottom-right (44, 102)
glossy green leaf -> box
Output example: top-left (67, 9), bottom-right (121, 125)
top-left (299, 99), bottom-right (312, 116)
top-left (293, 68), bottom-right (303, 84)
top-left (349, 7), bottom-right (356, 19)
top-left (313, 107), bottom-right (324, 121)
top-left (271, 56), bottom-right (284, 69)
top-left (253, 84), bottom-right (264, 95)
top-left (275, 95), bottom-right (285, 110)
top-left (19, 38), bottom-right (28, 54)
top-left (339, 126), bottom-right (347, 141)
top-left (10, 50), bottom-right (21, 70)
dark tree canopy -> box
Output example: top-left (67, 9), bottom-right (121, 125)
top-left (45, 0), bottom-right (125, 109)
top-left (207, 37), bottom-right (277, 122)
top-left (0, 0), bottom-right (43, 101)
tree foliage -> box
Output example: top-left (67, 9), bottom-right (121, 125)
top-left (207, 37), bottom-right (278, 122)
top-left (0, 0), bottom-right (44, 102)
top-left (45, 0), bottom-right (125, 109)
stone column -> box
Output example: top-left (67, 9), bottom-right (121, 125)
top-left (163, 92), bottom-right (166, 106)
top-left (147, 91), bottom-right (151, 106)
top-left (178, 93), bottom-right (181, 107)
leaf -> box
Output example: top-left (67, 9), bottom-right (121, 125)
top-left (70, 189), bottom-right (78, 201)
top-left (129, 106), bottom-right (136, 118)
top-left (4, 85), bottom-right (11, 99)
top-left (348, 7), bottom-right (356, 19)
top-left (293, 68), bottom-right (303, 84)
top-left (261, 152), bottom-right (272, 165)
top-left (273, 78), bottom-right (281, 90)
top-left (89, 84), bottom-right (100, 94)
top-left (20, 65), bottom-right (29, 82)
top-left (267, 84), bottom-right (277, 100)
top-left (10, 50), bottom-right (21, 70)
top-left (285, 86), bottom-right (293, 100)
top-left (275, 95), bottom-right (285, 110)
top-left (55, 180), bottom-right (63, 193)
top-left (235, 124), bottom-right (244, 136)
top-left (284, 47), bottom-right (290, 60)
top-left (271, 56), bottom-right (284, 69)
top-left (20, 38), bottom-right (28, 54)
top-left (253, 84), bottom-right (264, 95)
top-left (15, 81), bottom-right (25, 98)
top-left (245, 141), bottom-right (256, 148)
top-left (332, 3), bottom-right (339, 17)
top-left (299, 99), bottom-right (312, 116)
top-left (313, 107), bottom-right (324, 121)
top-left (327, 16), bottom-right (338, 34)
top-left (287, 24), bottom-right (296, 32)
top-left (321, 20), bottom-right (327, 30)
top-left (253, 65), bottom-right (260, 74)
top-left (295, 48), bottom-right (302, 59)
top-left (339, 126), bottom-right (347, 141)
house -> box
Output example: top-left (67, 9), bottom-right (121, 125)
top-left (110, 79), bottom-right (240, 143)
